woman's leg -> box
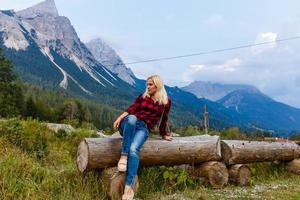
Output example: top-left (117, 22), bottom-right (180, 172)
top-left (125, 122), bottom-right (149, 186)
top-left (120, 115), bottom-right (138, 156)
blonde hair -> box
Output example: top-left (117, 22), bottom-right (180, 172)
top-left (143, 75), bottom-right (168, 105)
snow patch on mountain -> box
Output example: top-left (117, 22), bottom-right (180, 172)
top-left (102, 67), bottom-right (117, 81)
top-left (86, 38), bottom-right (135, 85)
top-left (94, 70), bottom-right (114, 87)
top-left (68, 53), bottom-right (84, 72)
top-left (40, 47), bottom-right (92, 95)
top-left (40, 47), bottom-right (68, 89)
top-left (67, 75), bottom-right (92, 95)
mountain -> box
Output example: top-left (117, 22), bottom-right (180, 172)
top-left (218, 89), bottom-right (300, 135)
top-left (0, 0), bottom-right (204, 127)
top-left (0, 0), bottom-right (137, 108)
top-left (86, 38), bottom-right (136, 85)
top-left (134, 79), bottom-right (244, 129)
top-left (181, 80), bottom-right (256, 101)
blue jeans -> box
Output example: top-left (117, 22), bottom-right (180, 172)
top-left (119, 115), bottom-right (149, 186)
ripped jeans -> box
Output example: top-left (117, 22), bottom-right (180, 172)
top-left (119, 115), bottom-right (149, 186)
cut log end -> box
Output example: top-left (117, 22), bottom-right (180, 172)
top-left (228, 164), bottom-right (251, 186)
top-left (216, 139), bottom-right (222, 158)
top-left (76, 140), bottom-right (89, 173)
top-left (101, 167), bottom-right (139, 200)
top-left (197, 161), bottom-right (229, 189)
top-left (286, 159), bottom-right (300, 174)
top-left (221, 141), bottom-right (233, 165)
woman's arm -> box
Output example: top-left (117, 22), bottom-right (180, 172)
top-left (113, 112), bottom-right (129, 130)
top-left (159, 98), bottom-right (172, 140)
top-left (113, 94), bottom-right (143, 130)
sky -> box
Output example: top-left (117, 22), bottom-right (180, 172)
top-left (1, 0), bottom-right (300, 108)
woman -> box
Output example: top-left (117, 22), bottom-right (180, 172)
top-left (113, 75), bottom-right (172, 200)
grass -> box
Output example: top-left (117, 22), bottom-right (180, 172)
top-left (0, 118), bottom-right (300, 199)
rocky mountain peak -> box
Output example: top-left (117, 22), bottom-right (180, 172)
top-left (181, 80), bottom-right (258, 101)
top-left (17, 0), bottom-right (59, 18)
top-left (86, 38), bottom-right (136, 85)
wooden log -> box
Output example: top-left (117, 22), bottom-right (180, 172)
top-left (221, 140), bottom-right (300, 165)
top-left (101, 167), bottom-right (139, 200)
top-left (228, 164), bottom-right (251, 186)
top-left (77, 135), bottom-right (221, 173)
top-left (195, 161), bottom-right (228, 188)
top-left (286, 159), bottom-right (300, 174)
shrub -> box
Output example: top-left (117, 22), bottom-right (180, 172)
top-left (0, 118), bottom-right (50, 160)
top-left (54, 129), bottom-right (68, 139)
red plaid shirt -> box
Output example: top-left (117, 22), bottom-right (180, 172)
top-left (125, 94), bottom-right (171, 136)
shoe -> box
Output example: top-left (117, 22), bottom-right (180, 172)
top-left (117, 158), bottom-right (127, 172)
top-left (162, 133), bottom-right (173, 141)
top-left (122, 192), bottom-right (134, 200)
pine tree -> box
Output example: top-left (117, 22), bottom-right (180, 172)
top-left (24, 96), bottom-right (38, 118)
top-left (0, 48), bottom-right (24, 117)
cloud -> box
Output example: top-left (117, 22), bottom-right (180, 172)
top-left (184, 38), bottom-right (300, 108)
top-left (183, 58), bottom-right (241, 83)
top-left (251, 32), bottom-right (277, 54)
top-left (190, 64), bottom-right (205, 71)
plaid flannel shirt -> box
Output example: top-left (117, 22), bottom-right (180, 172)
top-left (125, 94), bottom-right (171, 136)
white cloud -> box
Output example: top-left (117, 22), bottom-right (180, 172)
top-left (184, 36), bottom-right (300, 108)
top-left (190, 64), bottom-right (205, 71)
top-left (217, 58), bottom-right (241, 71)
top-left (183, 58), bottom-right (241, 83)
top-left (251, 32), bottom-right (278, 54)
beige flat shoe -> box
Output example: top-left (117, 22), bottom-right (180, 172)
top-left (122, 192), bottom-right (134, 200)
top-left (117, 158), bottom-right (127, 172)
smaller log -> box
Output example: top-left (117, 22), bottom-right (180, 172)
top-left (195, 161), bottom-right (228, 188)
top-left (221, 140), bottom-right (300, 165)
top-left (101, 167), bottom-right (139, 200)
top-left (286, 159), bottom-right (300, 174)
top-left (228, 164), bottom-right (251, 186)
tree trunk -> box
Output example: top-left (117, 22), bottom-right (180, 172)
top-left (101, 167), bottom-right (139, 200)
top-left (221, 140), bottom-right (300, 165)
top-left (77, 135), bottom-right (221, 173)
top-left (228, 164), bottom-right (251, 186)
top-left (195, 161), bottom-right (228, 188)
top-left (286, 159), bottom-right (300, 174)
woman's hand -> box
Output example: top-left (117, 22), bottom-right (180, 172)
top-left (162, 133), bottom-right (173, 141)
top-left (113, 112), bottom-right (129, 130)
top-left (113, 118), bottom-right (121, 130)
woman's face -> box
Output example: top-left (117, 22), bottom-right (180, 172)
top-left (147, 79), bottom-right (157, 95)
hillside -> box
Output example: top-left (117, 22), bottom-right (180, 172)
top-left (0, 119), bottom-right (300, 199)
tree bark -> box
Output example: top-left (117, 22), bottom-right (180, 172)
top-left (77, 135), bottom-right (221, 173)
top-left (195, 161), bottom-right (228, 189)
top-left (286, 159), bottom-right (300, 174)
top-left (101, 167), bottom-right (139, 200)
top-left (221, 140), bottom-right (300, 165)
top-left (228, 164), bottom-right (251, 186)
